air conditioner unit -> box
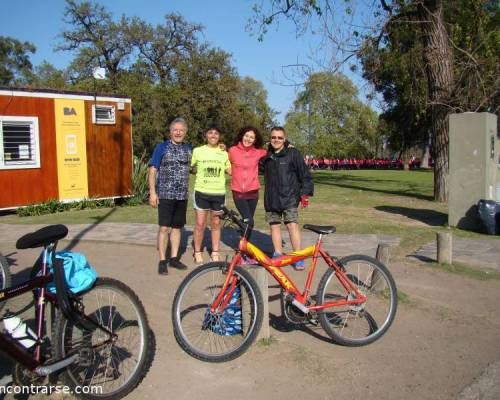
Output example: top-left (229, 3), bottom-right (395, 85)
top-left (92, 104), bottom-right (116, 125)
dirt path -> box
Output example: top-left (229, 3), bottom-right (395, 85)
top-left (1, 239), bottom-right (499, 400)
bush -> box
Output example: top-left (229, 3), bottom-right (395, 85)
top-left (16, 198), bottom-right (114, 217)
top-left (126, 151), bottom-right (150, 205)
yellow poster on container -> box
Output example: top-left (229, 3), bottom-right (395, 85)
top-left (54, 99), bottom-right (89, 200)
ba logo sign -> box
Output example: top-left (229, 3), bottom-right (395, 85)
top-left (64, 107), bottom-right (77, 116)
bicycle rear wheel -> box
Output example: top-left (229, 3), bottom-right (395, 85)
top-left (172, 262), bottom-right (263, 362)
top-left (53, 277), bottom-right (152, 399)
top-left (317, 254), bottom-right (397, 346)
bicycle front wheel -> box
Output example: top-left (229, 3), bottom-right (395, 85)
top-left (317, 254), bottom-right (397, 346)
top-left (172, 262), bottom-right (263, 362)
top-left (0, 253), bottom-right (11, 312)
top-left (53, 277), bottom-right (152, 400)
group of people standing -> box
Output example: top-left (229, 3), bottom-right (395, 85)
top-left (148, 117), bottom-right (313, 275)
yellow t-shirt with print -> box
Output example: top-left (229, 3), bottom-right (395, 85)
top-left (191, 145), bottom-right (230, 194)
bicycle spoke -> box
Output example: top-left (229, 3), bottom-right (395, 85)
top-left (318, 255), bottom-right (397, 346)
top-left (173, 263), bottom-right (263, 362)
top-left (56, 278), bottom-right (150, 397)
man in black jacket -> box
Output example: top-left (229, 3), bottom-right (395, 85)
top-left (261, 127), bottom-right (314, 270)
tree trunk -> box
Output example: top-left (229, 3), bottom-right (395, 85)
top-left (420, 0), bottom-right (454, 202)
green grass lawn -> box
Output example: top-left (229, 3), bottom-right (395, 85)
top-left (0, 169), bottom-right (492, 257)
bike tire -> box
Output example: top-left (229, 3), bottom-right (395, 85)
top-left (172, 262), bottom-right (263, 363)
top-left (0, 253), bottom-right (12, 312)
top-left (53, 277), bottom-right (152, 400)
top-left (316, 254), bottom-right (397, 346)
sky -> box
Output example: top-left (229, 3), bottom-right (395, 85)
top-left (1, 0), bottom-right (370, 124)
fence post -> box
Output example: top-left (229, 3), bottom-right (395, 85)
top-left (248, 265), bottom-right (269, 340)
top-left (437, 232), bottom-right (452, 264)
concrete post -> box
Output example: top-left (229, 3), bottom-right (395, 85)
top-left (376, 243), bottom-right (390, 266)
top-left (248, 265), bottom-right (269, 340)
top-left (437, 232), bottom-right (452, 264)
top-left (373, 244), bottom-right (390, 290)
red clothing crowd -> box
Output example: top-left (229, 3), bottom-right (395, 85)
top-left (305, 157), bottom-right (430, 170)
top-left (306, 158), bottom-right (404, 170)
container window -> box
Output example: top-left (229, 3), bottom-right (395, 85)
top-left (0, 116), bottom-right (40, 169)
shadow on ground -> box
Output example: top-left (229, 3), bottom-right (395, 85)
top-left (176, 226), bottom-right (274, 259)
top-left (375, 205), bottom-right (447, 226)
top-left (267, 285), bottom-right (333, 344)
top-left (63, 208), bottom-right (117, 251)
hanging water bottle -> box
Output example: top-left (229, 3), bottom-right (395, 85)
top-left (3, 312), bottom-right (38, 348)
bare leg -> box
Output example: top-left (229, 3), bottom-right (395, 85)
top-left (210, 212), bottom-right (222, 253)
top-left (270, 224), bottom-right (283, 254)
top-left (157, 226), bottom-right (170, 261)
top-left (286, 222), bottom-right (301, 251)
top-left (194, 210), bottom-right (208, 252)
top-left (170, 228), bottom-right (181, 258)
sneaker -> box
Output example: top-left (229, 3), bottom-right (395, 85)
top-left (247, 257), bottom-right (259, 265)
top-left (169, 257), bottom-right (188, 270)
top-left (158, 260), bottom-right (169, 275)
top-left (293, 260), bottom-right (305, 271)
top-left (272, 251), bottom-right (282, 258)
top-left (241, 255), bottom-right (259, 265)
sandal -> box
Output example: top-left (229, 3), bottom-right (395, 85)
top-left (210, 251), bottom-right (220, 262)
top-left (193, 251), bottom-right (204, 265)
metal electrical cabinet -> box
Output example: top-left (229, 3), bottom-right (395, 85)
top-left (448, 112), bottom-right (499, 230)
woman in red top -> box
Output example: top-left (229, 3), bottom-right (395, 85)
top-left (228, 126), bottom-right (267, 239)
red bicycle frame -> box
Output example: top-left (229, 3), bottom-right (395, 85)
top-left (0, 247), bottom-right (57, 369)
top-left (210, 234), bottom-right (367, 314)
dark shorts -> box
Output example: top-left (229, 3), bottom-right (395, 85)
top-left (265, 208), bottom-right (299, 225)
top-left (193, 191), bottom-right (225, 213)
top-left (158, 199), bottom-right (187, 228)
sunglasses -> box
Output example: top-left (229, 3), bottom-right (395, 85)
top-left (271, 136), bottom-right (285, 141)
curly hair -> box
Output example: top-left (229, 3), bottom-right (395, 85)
top-left (233, 126), bottom-right (264, 148)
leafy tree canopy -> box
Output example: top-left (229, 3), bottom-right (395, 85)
top-left (285, 72), bottom-right (380, 158)
top-left (0, 36), bottom-right (36, 85)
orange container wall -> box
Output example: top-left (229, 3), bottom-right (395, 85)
top-left (85, 101), bottom-right (132, 198)
top-left (0, 91), bottom-right (133, 209)
top-left (0, 95), bottom-right (59, 208)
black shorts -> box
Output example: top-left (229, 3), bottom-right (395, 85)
top-left (193, 191), bottom-right (225, 213)
top-left (158, 199), bottom-right (187, 228)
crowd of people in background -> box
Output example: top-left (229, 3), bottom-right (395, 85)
top-left (306, 156), bottom-right (432, 170)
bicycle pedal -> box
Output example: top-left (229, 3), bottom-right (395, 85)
top-left (308, 317), bottom-right (319, 326)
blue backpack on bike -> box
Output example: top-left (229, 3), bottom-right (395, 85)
top-left (211, 286), bottom-right (243, 336)
top-left (46, 251), bottom-right (98, 294)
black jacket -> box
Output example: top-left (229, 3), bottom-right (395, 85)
top-left (261, 142), bottom-right (314, 212)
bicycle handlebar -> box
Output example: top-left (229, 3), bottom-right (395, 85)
top-left (220, 205), bottom-right (249, 236)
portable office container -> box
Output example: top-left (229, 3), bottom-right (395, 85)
top-left (0, 87), bottom-right (132, 209)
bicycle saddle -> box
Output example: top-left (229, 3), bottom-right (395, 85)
top-left (303, 224), bottom-right (336, 235)
top-left (16, 225), bottom-right (69, 249)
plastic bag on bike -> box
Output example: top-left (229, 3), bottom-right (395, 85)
top-left (210, 286), bottom-right (243, 336)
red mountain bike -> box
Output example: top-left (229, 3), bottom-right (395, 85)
top-left (172, 206), bottom-right (398, 362)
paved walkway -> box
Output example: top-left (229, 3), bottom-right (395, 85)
top-left (2, 223), bottom-right (500, 270)
top-left (0, 222), bottom-right (400, 260)
top-left (410, 236), bottom-right (500, 270)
